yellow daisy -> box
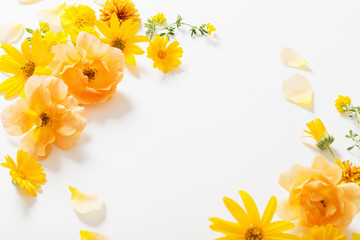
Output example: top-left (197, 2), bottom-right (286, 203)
top-left (335, 159), bottom-right (360, 186)
top-left (335, 95), bottom-right (351, 113)
top-left (0, 30), bottom-right (54, 99)
top-left (209, 191), bottom-right (298, 240)
top-left (300, 224), bottom-right (346, 240)
top-left (152, 13), bottom-right (167, 24)
top-left (1, 150), bottom-right (46, 197)
top-left (304, 118), bottom-right (334, 150)
top-left (354, 233), bottom-right (360, 240)
top-left (147, 34), bottom-right (183, 73)
top-left (100, 0), bottom-right (140, 25)
top-left (60, 4), bottom-right (98, 43)
top-left (44, 30), bottom-right (68, 51)
top-left (96, 13), bottom-right (149, 65)
top-left (207, 23), bottom-right (216, 35)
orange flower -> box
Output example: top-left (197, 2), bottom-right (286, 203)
top-left (1, 76), bottom-right (87, 159)
top-left (278, 155), bottom-right (360, 230)
top-left (52, 32), bottom-right (125, 105)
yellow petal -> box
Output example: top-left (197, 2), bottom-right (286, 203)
top-left (280, 47), bottom-right (309, 68)
top-left (223, 197), bottom-right (250, 229)
top-left (282, 74), bottom-right (312, 105)
top-left (37, 3), bottom-right (66, 33)
top-left (353, 233), bottom-right (360, 240)
top-left (261, 196), bottom-right (277, 226)
top-left (80, 230), bottom-right (111, 240)
top-left (94, 0), bottom-right (106, 6)
top-left (19, 0), bottom-right (41, 4)
top-left (0, 23), bottom-right (24, 44)
top-left (69, 186), bottom-right (104, 214)
top-left (238, 191), bottom-right (261, 227)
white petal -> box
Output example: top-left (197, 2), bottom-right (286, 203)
top-left (37, 3), bottom-right (66, 33)
top-left (19, 0), bottom-right (41, 4)
top-left (69, 186), bottom-right (104, 214)
top-left (282, 74), bottom-right (312, 105)
top-left (94, 0), bottom-right (106, 6)
top-left (280, 47), bottom-right (309, 68)
top-left (0, 23), bottom-right (24, 44)
top-left (80, 231), bottom-right (112, 240)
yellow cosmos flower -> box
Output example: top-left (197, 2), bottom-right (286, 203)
top-left (44, 31), bottom-right (68, 52)
top-left (96, 13), bottom-right (149, 65)
top-left (147, 35), bottom-right (183, 73)
top-left (151, 13), bottom-right (167, 24)
top-left (304, 118), bottom-right (334, 154)
top-left (335, 159), bottom-right (360, 186)
top-left (209, 191), bottom-right (298, 240)
top-left (1, 150), bottom-right (46, 197)
top-left (354, 233), bottom-right (360, 240)
top-left (100, 0), bottom-right (140, 25)
top-left (300, 224), bottom-right (346, 240)
top-left (0, 30), bottom-right (54, 99)
top-left (60, 4), bottom-right (98, 43)
top-left (206, 23), bottom-right (216, 35)
top-left (335, 95), bottom-right (351, 113)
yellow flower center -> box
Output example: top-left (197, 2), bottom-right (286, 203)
top-left (21, 61), bottom-right (36, 77)
top-left (74, 14), bottom-right (95, 29)
top-left (39, 112), bottom-right (51, 127)
top-left (83, 67), bottom-right (97, 81)
top-left (157, 50), bottom-right (167, 59)
top-left (112, 39), bottom-right (126, 51)
top-left (246, 227), bottom-right (263, 240)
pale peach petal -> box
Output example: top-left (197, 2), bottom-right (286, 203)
top-left (282, 74), bottom-right (312, 105)
top-left (80, 230), bottom-right (111, 240)
top-left (20, 127), bottom-right (55, 158)
top-left (25, 78), bottom-right (52, 114)
top-left (94, 0), bottom-right (106, 6)
top-left (44, 76), bottom-right (68, 103)
top-left (76, 32), bottom-right (109, 60)
top-left (19, 0), bottom-right (41, 4)
top-left (1, 98), bottom-right (35, 136)
top-left (37, 3), bottom-right (66, 33)
top-left (0, 23), bottom-right (24, 44)
top-left (280, 47), bottom-right (309, 68)
top-left (69, 186), bottom-right (104, 214)
top-left (311, 155), bottom-right (342, 184)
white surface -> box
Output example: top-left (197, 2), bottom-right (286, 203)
top-left (0, 0), bottom-right (360, 239)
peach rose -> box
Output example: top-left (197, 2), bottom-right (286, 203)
top-left (1, 76), bottom-right (87, 159)
top-left (51, 31), bottom-right (125, 105)
top-left (278, 155), bottom-right (360, 230)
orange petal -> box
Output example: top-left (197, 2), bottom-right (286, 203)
top-left (20, 127), bottom-right (55, 158)
top-left (0, 23), bottom-right (24, 44)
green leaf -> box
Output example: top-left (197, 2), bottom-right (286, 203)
top-left (347, 146), bottom-right (355, 151)
top-left (25, 28), bottom-right (34, 34)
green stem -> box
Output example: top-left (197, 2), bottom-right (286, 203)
top-left (151, 22), bottom-right (196, 40)
top-left (326, 145), bottom-right (336, 160)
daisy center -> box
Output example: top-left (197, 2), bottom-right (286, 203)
top-left (245, 227), bottom-right (263, 240)
top-left (83, 67), bottom-right (97, 81)
top-left (21, 61), bottom-right (36, 77)
top-left (157, 50), bottom-right (167, 59)
top-left (75, 15), bottom-right (95, 29)
top-left (39, 112), bottom-right (51, 127)
top-left (112, 39), bottom-right (126, 51)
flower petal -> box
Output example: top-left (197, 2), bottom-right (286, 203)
top-left (261, 196), bottom-right (277, 226)
top-left (19, 0), bottom-right (41, 4)
top-left (69, 186), bottom-right (104, 214)
top-left (239, 191), bottom-right (261, 227)
top-left (80, 230), bottom-right (111, 240)
top-left (280, 47), bottom-right (308, 68)
top-left (282, 74), bottom-right (312, 105)
top-left (223, 197), bottom-right (250, 229)
top-left (94, 0), bottom-right (106, 7)
top-left (0, 23), bottom-right (24, 44)
top-left (37, 3), bottom-right (66, 33)
top-left (20, 127), bottom-right (55, 158)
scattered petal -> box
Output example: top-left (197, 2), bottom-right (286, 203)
top-left (38, 3), bottom-right (66, 33)
top-left (280, 47), bottom-right (309, 68)
top-left (80, 230), bottom-right (111, 240)
top-left (69, 186), bottom-right (104, 214)
top-left (282, 74), bottom-right (312, 105)
top-left (19, 0), bottom-right (41, 4)
top-left (94, 0), bottom-right (106, 6)
top-left (0, 23), bottom-right (24, 44)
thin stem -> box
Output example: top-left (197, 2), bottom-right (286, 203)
top-left (326, 145), bottom-right (336, 160)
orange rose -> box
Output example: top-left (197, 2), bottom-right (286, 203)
top-left (278, 155), bottom-right (360, 230)
top-left (51, 31), bottom-right (125, 105)
top-left (1, 76), bottom-right (87, 159)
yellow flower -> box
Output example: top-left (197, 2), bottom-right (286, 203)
top-left (100, 0), bottom-right (140, 25)
top-left (147, 35), bottom-right (183, 73)
top-left (304, 118), bottom-right (334, 150)
top-left (300, 224), bottom-right (346, 240)
top-left (354, 233), bottom-right (360, 240)
top-left (335, 159), bottom-right (360, 186)
top-left (60, 4), bottom-right (98, 43)
top-left (43, 30), bottom-right (68, 51)
top-left (209, 191), bottom-right (298, 240)
top-left (39, 22), bottom-right (50, 33)
top-left (1, 150), bottom-right (46, 197)
top-left (0, 30), bottom-right (54, 99)
top-left (206, 23), bottom-right (216, 35)
top-left (96, 13), bottom-right (149, 65)
top-left (151, 13), bottom-right (167, 24)
top-left (335, 95), bottom-right (351, 113)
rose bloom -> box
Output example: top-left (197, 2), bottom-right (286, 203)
top-left (1, 76), bottom-right (87, 159)
top-left (278, 155), bottom-right (360, 230)
top-left (51, 31), bottom-right (125, 105)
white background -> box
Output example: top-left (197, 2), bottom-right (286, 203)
top-left (0, 0), bottom-right (360, 239)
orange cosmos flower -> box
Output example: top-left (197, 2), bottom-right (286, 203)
top-left (278, 155), bottom-right (360, 230)
top-left (51, 32), bottom-right (125, 105)
top-left (1, 76), bottom-right (87, 159)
